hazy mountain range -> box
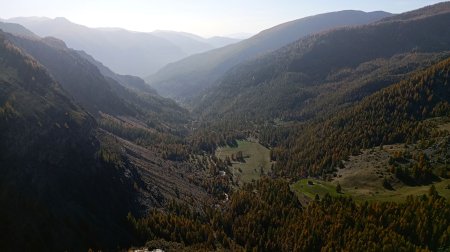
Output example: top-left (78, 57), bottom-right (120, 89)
top-left (147, 10), bottom-right (393, 101)
top-left (194, 3), bottom-right (450, 121)
top-left (4, 17), bottom-right (240, 77)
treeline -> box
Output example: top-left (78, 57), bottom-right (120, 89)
top-left (265, 57), bottom-right (450, 178)
top-left (389, 150), bottom-right (439, 185)
top-left (129, 179), bottom-right (450, 251)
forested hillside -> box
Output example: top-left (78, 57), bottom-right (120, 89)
top-left (0, 33), bottom-right (139, 250)
top-left (127, 56), bottom-right (450, 251)
top-left (5, 33), bottom-right (190, 131)
top-left (129, 179), bottom-right (450, 251)
top-left (195, 3), bottom-right (450, 121)
top-left (264, 56), bottom-right (450, 178)
top-left (148, 10), bottom-right (391, 101)
top-left (0, 31), bottom-right (212, 251)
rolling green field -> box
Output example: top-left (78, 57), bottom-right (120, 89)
top-left (216, 140), bottom-right (273, 186)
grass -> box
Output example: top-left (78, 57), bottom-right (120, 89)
top-left (293, 118), bottom-right (450, 203)
top-left (292, 138), bottom-right (450, 203)
top-left (291, 178), bottom-right (342, 204)
top-left (216, 140), bottom-right (273, 186)
top-left (292, 177), bottom-right (450, 203)
top-left (347, 179), bottom-right (450, 202)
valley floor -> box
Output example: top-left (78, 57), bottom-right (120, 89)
top-left (215, 139), bottom-right (273, 186)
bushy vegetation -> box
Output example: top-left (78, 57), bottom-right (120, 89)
top-left (129, 179), bottom-right (450, 251)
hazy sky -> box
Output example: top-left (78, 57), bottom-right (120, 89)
top-left (0, 0), bottom-right (445, 37)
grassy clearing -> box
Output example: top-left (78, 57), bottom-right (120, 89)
top-left (347, 179), bottom-right (450, 202)
top-left (216, 140), bottom-right (273, 186)
top-left (292, 177), bottom-right (450, 203)
top-left (292, 141), bottom-right (450, 203)
top-left (293, 118), bottom-right (450, 203)
top-left (291, 179), bottom-right (340, 198)
top-left (291, 179), bottom-right (342, 205)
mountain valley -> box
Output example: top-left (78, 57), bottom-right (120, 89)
top-left (6, 17), bottom-right (240, 77)
top-left (1, 2), bottom-right (450, 251)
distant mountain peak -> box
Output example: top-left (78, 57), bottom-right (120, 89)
top-left (54, 16), bottom-right (69, 21)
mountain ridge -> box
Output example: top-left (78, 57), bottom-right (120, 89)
top-left (193, 3), bottom-right (450, 121)
top-left (0, 21), bottom-right (38, 38)
top-left (7, 17), bottom-right (239, 77)
top-left (4, 32), bottom-right (190, 132)
top-left (147, 10), bottom-right (392, 101)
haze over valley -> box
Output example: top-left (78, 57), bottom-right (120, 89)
top-left (4, 16), bottom-right (240, 77)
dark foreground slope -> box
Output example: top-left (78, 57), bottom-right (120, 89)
top-left (0, 31), bottom-right (211, 250)
top-left (5, 32), bottom-right (189, 131)
top-left (2, 33), bottom-right (214, 206)
top-left (196, 2), bottom-right (450, 121)
top-left (148, 10), bottom-right (391, 101)
top-left (0, 33), bottom-right (138, 250)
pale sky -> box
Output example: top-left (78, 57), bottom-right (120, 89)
top-left (0, 0), bottom-right (445, 37)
